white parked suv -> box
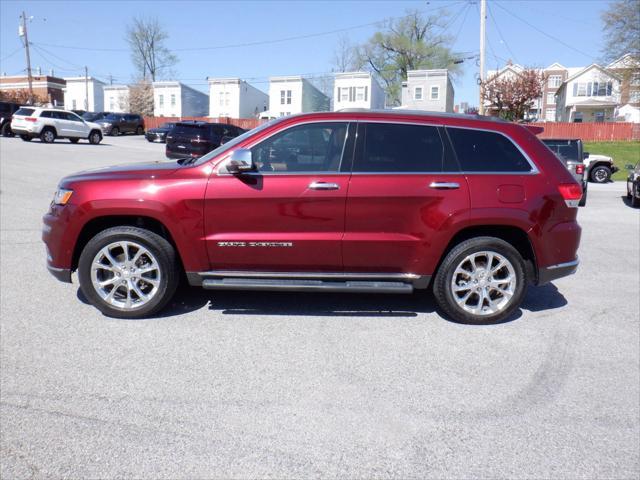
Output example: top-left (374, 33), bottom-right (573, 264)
top-left (11, 107), bottom-right (103, 144)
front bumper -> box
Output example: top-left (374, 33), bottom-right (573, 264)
top-left (538, 258), bottom-right (579, 285)
top-left (43, 205), bottom-right (77, 283)
top-left (146, 132), bottom-right (166, 142)
top-left (611, 165), bottom-right (619, 174)
top-left (47, 264), bottom-right (72, 283)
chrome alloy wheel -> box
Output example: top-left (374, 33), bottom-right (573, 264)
top-left (90, 241), bottom-right (161, 310)
top-left (594, 168), bottom-right (608, 182)
top-left (42, 130), bottom-right (55, 142)
top-left (450, 251), bottom-right (517, 316)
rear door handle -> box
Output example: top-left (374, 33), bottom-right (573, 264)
top-left (429, 182), bottom-right (460, 190)
top-left (309, 182), bottom-right (340, 190)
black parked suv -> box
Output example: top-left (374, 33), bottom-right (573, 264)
top-left (0, 101), bottom-right (21, 137)
top-left (94, 113), bottom-right (145, 136)
top-left (165, 121), bottom-right (245, 159)
top-left (542, 138), bottom-right (588, 206)
top-left (145, 122), bottom-right (176, 143)
top-left (82, 111), bottom-right (112, 122)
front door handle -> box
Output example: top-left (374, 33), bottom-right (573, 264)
top-left (429, 181), bottom-right (460, 190)
top-left (309, 182), bottom-right (340, 191)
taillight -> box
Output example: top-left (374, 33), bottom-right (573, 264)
top-left (575, 164), bottom-right (585, 175)
top-left (25, 117), bottom-right (37, 122)
top-left (558, 183), bottom-right (582, 208)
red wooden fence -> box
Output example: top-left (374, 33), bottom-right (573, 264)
top-left (532, 122), bottom-right (639, 142)
top-left (144, 116), bottom-right (263, 130)
top-left (144, 116), bottom-right (640, 142)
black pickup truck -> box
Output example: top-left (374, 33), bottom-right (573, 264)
top-left (542, 138), bottom-right (588, 207)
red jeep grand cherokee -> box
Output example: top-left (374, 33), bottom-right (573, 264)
top-left (43, 111), bottom-right (581, 323)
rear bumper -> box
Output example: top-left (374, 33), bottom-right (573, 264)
top-left (47, 264), bottom-right (72, 283)
top-left (537, 258), bottom-right (579, 285)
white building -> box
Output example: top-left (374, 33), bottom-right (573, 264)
top-left (400, 69), bottom-right (454, 112)
top-left (555, 64), bottom-right (622, 122)
top-left (152, 81), bottom-right (209, 117)
top-left (268, 76), bottom-right (329, 117)
top-left (63, 76), bottom-right (105, 111)
top-left (208, 78), bottom-right (268, 118)
top-left (103, 85), bottom-right (130, 113)
top-left (333, 72), bottom-right (385, 111)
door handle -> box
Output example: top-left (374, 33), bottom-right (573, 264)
top-left (429, 181), bottom-right (460, 190)
top-left (309, 182), bottom-right (340, 190)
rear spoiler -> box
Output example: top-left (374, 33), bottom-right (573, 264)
top-left (522, 125), bottom-right (544, 135)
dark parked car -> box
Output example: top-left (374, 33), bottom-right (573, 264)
top-left (82, 111), bottom-right (112, 122)
top-left (165, 121), bottom-right (245, 159)
top-left (626, 163), bottom-right (640, 208)
top-left (145, 122), bottom-right (176, 143)
top-left (43, 111), bottom-right (582, 322)
top-left (94, 113), bottom-right (145, 136)
top-left (542, 138), bottom-right (588, 206)
top-left (0, 101), bottom-right (21, 137)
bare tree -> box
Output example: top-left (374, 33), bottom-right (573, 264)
top-left (332, 34), bottom-right (363, 72)
top-left (601, 0), bottom-right (640, 61)
top-left (125, 17), bottom-right (177, 81)
top-left (128, 80), bottom-right (154, 116)
top-left (357, 10), bottom-right (460, 105)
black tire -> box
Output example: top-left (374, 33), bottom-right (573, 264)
top-left (20, 134), bottom-right (32, 142)
top-left (136, 126), bottom-right (144, 135)
top-left (88, 130), bottom-right (102, 145)
top-left (433, 236), bottom-right (527, 324)
top-left (590, 165), bottom-right (611, 183)
top-left (632, 185), bottom-right (640, 208)
top-left (1, 122), bottom-right (14, 137)
top-left (111, 126), bottom-right (120, 136)
top-left (78, 226), bottom-right (180, 319)
top-left (40, 128), bottom-right (56, 143)
top-left (69, 138), bottom-right (80, 144)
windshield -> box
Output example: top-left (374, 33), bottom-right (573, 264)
top-left (190, 117), bottom-right (286, 166)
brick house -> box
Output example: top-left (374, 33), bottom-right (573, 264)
top-left (0, 74), bottom-right (66, 106)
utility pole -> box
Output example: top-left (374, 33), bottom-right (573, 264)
top-left (84, 66), bottom-right (89, 111)
top-left (478, 0), bottom-right (486, 115)
top-left (19, 11), bottom-right (34, 104)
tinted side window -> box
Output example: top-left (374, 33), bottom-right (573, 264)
top-left (66, 112), bottom-right (83, 122)
top-left (52, 111), bottom-right (67, 120)
top-left (447, 128), bottom-right (532, 172)
top-left (251, 122), bottom-right (348, 173)
top-left (354, 123), bottom-right (444, 173)
top-left (40, 111), bottom-right (53, 118)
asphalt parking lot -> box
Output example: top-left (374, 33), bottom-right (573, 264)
top-left (1, 134), bottom-right (639, 479)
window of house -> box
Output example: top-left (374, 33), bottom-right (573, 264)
top-left (414, 87), bottom-right (423, 100)
top-left (72, 99), bottom-right (77, 109)
top-left (225, 92), bottom-right (230, 106)
top-left (548, 75), bottom-right (562, 88)
top-left (575, 83), bottom-right (587, 96)
top-left (356, 86), bottom-right (366, 101)
top-left (280, 90), bottom-right (292, 105)
top-left (219, 92), bottom-right (225, 107)
top-left (594, 111), bottom-right (605, 122)
top-left (630, 91), bottom-right (640, 103)
top-left (340, 88), bottom-right (349, 102)
top-left (251, 122), bottom-right (348, 172)
top-left (547, 93), bottom-right (555, 104)
top-left (631, 73), bottom-right (640, 86)
top-left (353, 123), bottom-right (447, 173)
top-left (170, 94), bottom-right (176, 106)
top-left (447, 128), bottom-right (532, 172)
top-left (159, 95), bottom-right (164, 107)
top-left (545, 108), bottom-right (556, 121)
top-left (430, 86), bottom-right (439, 100)
top-left (109, 99), bottom-right (115, 110)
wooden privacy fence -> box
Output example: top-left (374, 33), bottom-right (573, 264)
top-left (144, 116), bottom-right (264, 130)
top-left (532, 122), bottom-right (639, 142)
top-left (144, 116), bottom-right (640, 142)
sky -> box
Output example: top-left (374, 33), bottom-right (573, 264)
top-left (0, 0), bottom-right (614, 107)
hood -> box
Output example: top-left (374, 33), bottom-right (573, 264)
top-left (587, 154), bottom-right (613, 162)
top-left (95, 118), bottom-right (115, 124)
top-left (85, 120), bottom-right (102, 129)
top-left (59, 161), bottom-right (181, 187)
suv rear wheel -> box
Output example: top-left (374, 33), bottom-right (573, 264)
top-left (590, 165), bottom-right (611, 183)
top-left (88, 130), bottom-right (102, 145)
top-left (433, 237), bottom-right (527, 324)
top-left (1, 123), bottom-right (14, 137)
top-left (20, 134), bottom-right (31, 142)
top-left (78, 226), bottom-right (179, 318)
top-left (40, 128), bottom-right (56, 143)
top-left (136, 126), bottom-right (144, 135)
top-left (111, 127), bottom-right (120, 136)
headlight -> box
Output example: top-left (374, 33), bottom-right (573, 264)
top-left (53, 188), bottom-right (73, 205)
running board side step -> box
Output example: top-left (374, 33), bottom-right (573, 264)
top-left (201, 277), bottom-right (414, 294)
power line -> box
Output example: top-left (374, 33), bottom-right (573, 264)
top-left (493, 2), bottom-right (594, 60)
top-left (0, 46), bottom-right (23, 63)
top-left (487, 3), bottom-right (518, 63)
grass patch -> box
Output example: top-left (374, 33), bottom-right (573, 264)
top-left (584, 141), bottom-right (640, 181)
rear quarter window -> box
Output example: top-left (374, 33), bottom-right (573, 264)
top-left (14, 108), bottom-right (36, 116)
top-left (447, 127), bottom-right (532, 172)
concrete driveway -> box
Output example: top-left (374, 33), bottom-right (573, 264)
top-left (1, 135), bottom-right (638, 478)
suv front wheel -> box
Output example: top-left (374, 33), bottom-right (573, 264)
top-left (78, 226), bottom-right (179, 318)
top-left (433, 237), bottom-right (527, 324)
top-left (590, 165), bottom-right (611, 183)
top-left (40, 128), bottom-right (56, 143)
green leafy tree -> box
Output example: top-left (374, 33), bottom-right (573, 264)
top-left (357, 10), bottom-right (460, 105)
top-left (601, 0), bottom-right (640, 61)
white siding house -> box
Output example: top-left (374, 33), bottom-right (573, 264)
top-left (400, 69), bottom-right (454, 112)
top-left (555, 64), bottom-right (622, 122)
top-left (63, 76), bottom-right (105, 111)
top-left (268, 76), bottom-right (329, 117)
top-left (333, 72), bottom-right (385, 110)
top-left (208, 78), bottom-right (268, 118)
top-left (152, 81), bottom-right (209, 117)
top-left (103, 85), bottom-right (130, 113)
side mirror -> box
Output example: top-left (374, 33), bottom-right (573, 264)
top-left (626, 164), bottom-right (635, 170)
top-left (225, 149), bottom-right (255, 174)
top-left (220, 135), bottom-right (232, 145)
top-left (583, 151), bottom-right (589, 159)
